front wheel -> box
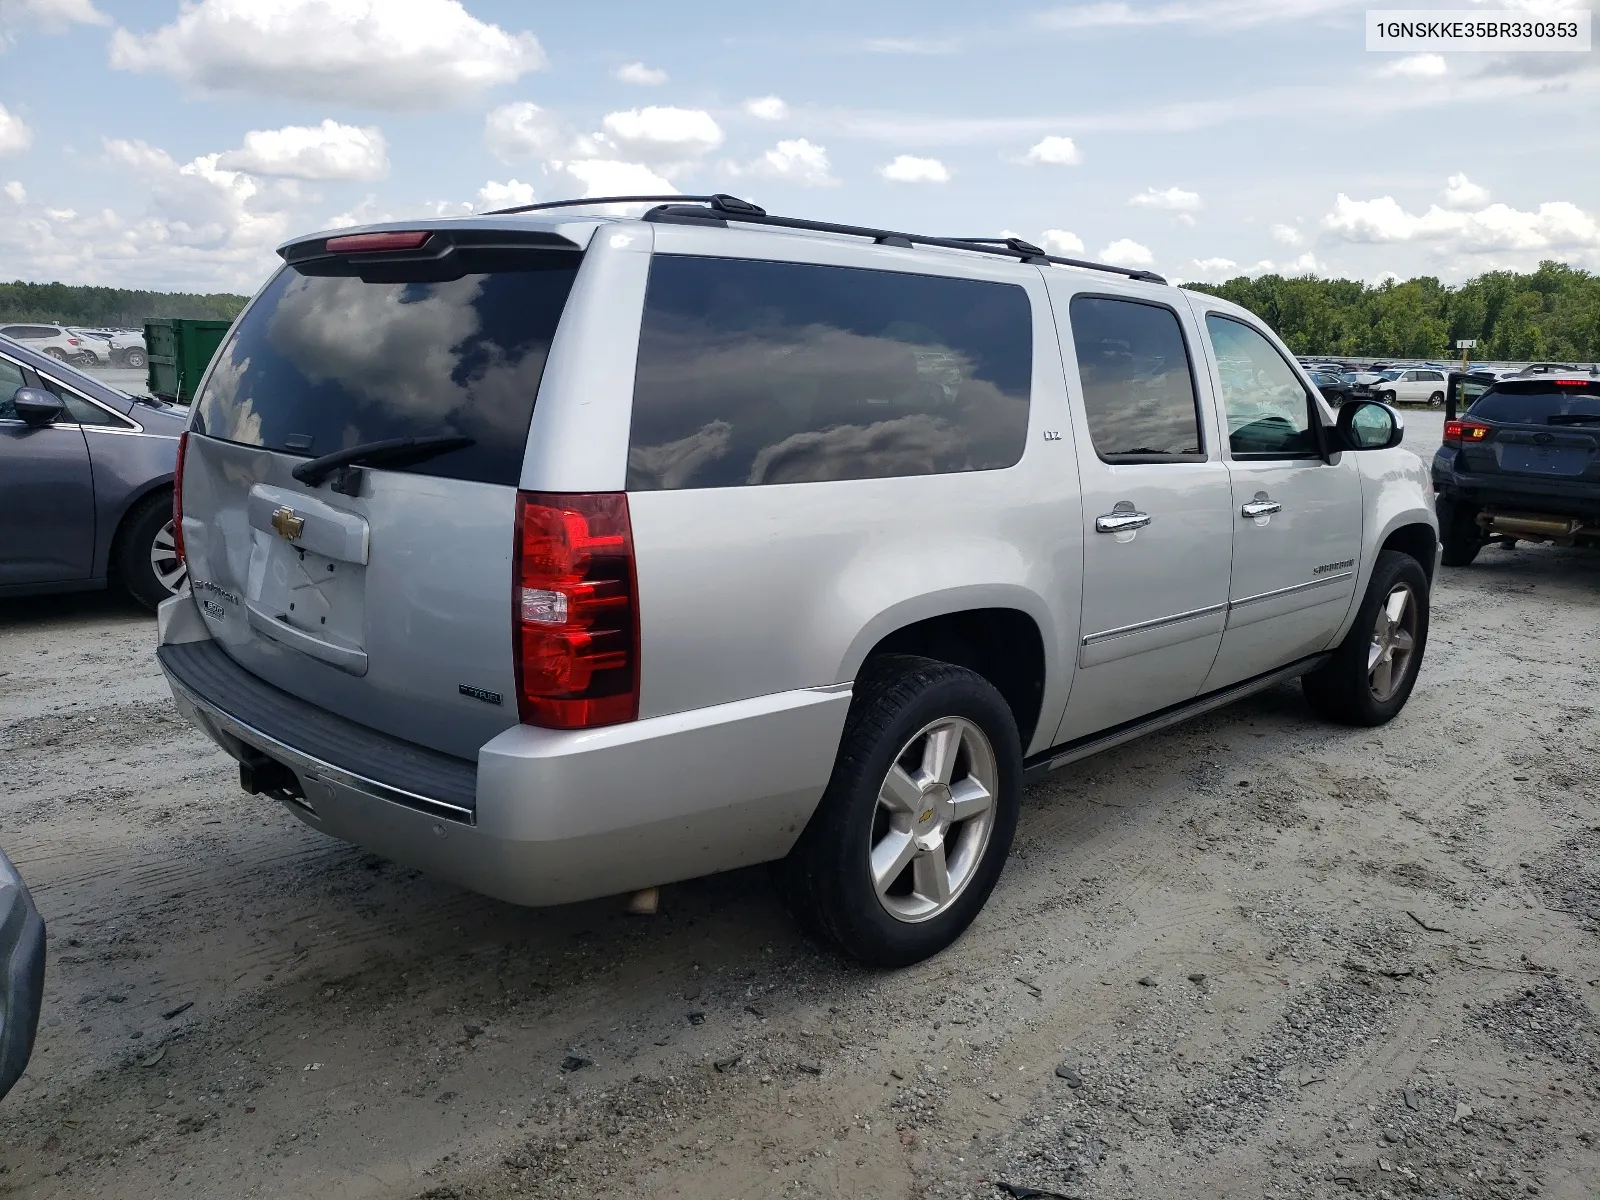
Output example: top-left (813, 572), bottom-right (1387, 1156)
top-left (116, 491), bottom-right (188, 611)
top-left (1302, 550), bottom-right (1429, 727)
top-left (779, 655), bottom-right (1022, 967)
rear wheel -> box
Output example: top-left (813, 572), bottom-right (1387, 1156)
top-left (116, 490), bottom-right (187, 611)
top-left (1302, 550), bottom-right (1429, 727)
top-left (1428, 391), bottom-right (1444, 407)
top-left (779, 655), bottom-right (1021, 967)
top-left (1437, 496), bottom-right (1484, 567)
top-left (44, 347), bottom-right (68, 361)
top-left (122, 348), bottom-right (147, 370)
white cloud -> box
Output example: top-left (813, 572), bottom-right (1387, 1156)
top-left (744, 139), bottom-right (838, 187)
top-left (0, 0), bottom-right (108, 32)
top-left (217, 120), bottom-right (388, 182)
top-left (599, 107), bottom-right (723, 162)
top-left (475, 179), bottom-right (534, 209)
top-left (743, 95), bottom-right (789, 121)
top-left (1099, 238), bottom-right (1155, 267)
top-left (3, 180), bottom-right (24, 203)
top-left (1188, 256), bottom-right (1239, 280)
top-left (1270, 223), bottom-right (1303, 246)
top-left (1022, 136), bottom-right (1082, 166)
top-left (108, 0), bottom-right (545, 110)
top-left (614, 61), bottom-right (668, 86)
top-left (880, 155), bottom-right (950, 183)
top-left (1382, 53), bottom-right (1447, 79)
top-left (553, 159), bottom-right (676, 201)
top-left (1041, 229), bottom-right (1085, 255)
top-left (0, 103), bottom-right (32, 156)
top-left (1129, 185), bottom-right (1201, 212)
top-left (1442, 172), bottom-right (1491, 209)
top-left (1037, 0), bottom-right (1365, 30)
top-left (484, 102), bottom-right (564, 162)
top-left (1323, 191), bottom-right (1600, 254)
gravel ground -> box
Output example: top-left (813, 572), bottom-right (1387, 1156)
top-left (3, 474), bottom-right (1597, 1200)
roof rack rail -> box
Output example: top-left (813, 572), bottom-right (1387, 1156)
top-left (481, 193), bottom-right (1168, 285)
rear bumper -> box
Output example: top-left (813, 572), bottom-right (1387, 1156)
top-left (1432, 469), bottom-right (1600, 520)
top-left (156, 597), bottom-right (851, 907)
top-left (0, 847), bottom-right (46, 1102)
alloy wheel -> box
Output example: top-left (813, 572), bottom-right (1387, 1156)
top-left (868, 716), bottom-right (998, 923)
top-left (150, 519), bottom-right (188, 595)
top-left (1368, 582), bottom-right (1417, 701)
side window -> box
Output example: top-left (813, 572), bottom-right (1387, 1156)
top-left (0, 357), bottom-right (26, 420)
top-left (0, 327), bottom-right (25, 340)
top-left (628, 256), bottom-right (1033, 489)
top-left (1067, 296), bottom-right (1203, 461)
top-left (1203, 314), bottom-right (1319, 459)
top-left (39, 378), bottom-right (127, 427)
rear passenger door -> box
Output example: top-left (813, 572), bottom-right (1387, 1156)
top-left (1046, 282), bottom-right (1235, 743)
top-left (1187, 303), bottom-right (1363, 690)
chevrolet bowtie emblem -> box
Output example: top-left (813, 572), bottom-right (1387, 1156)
top-left (270, 506), bottom-right (305, 540)
top-left (920, 807), bottom-right (935, 824)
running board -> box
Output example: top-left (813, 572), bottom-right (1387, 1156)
top-left (1022, 654), bottom-right (1330, 784)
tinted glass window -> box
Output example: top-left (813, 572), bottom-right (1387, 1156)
top-left (1205, 314), bottom-right (1319, 458)
top-left (38, 377), bottom-right (127, 426)
top-left (627, 256), bottom-right (1031, 489)
top-left (1470, 384), bottom-right (1600, 424)
top-left (1068, 296), bottom-right (1202, 460)
top-left (0, 356), bottom-right (26, 419)
top-left (192, 254), bottom-right (580, 486)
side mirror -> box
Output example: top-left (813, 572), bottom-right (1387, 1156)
top-left (11, 387), bottom-right (68, 426)
top-left (1336, 398), bottom-right (1403, 451)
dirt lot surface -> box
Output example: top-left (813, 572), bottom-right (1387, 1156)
top-left (3, 528), bottom-right (1597, 1199)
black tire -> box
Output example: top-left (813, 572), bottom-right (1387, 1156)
top-left (779, 655), bottom-right (1022, 967)
top-left (1302, 550), bottom-right (1429, 727)
top-left (1437, 496), bottom-right (1484, 567)
top-left (1427, 391), bottom-right (1444, 407)
top-left (115, 490), bottom-right (186, 611)
top-left (123, 349), bottom-right (147, 370)
top-left (44, 347), bottom-right (68, 361)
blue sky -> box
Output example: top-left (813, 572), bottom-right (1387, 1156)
top-left (0, 0), bottom-right (1596, 293)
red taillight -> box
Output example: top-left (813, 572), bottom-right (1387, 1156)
top-left (173, 431), bottom-right (188, 566)
top-left (1551, 379), bottom-right (1595, 387)
top-left (513, 492), bottom-right (639, 729)
top-left (1443, 420), bottom-right (1491, 447)
top-left (68, 337), bottom-right (80, 345)
top-left (325, 230), bottom-right (432, 253)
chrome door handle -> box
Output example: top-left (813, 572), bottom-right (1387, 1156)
top-left (1095, 510), bottom-right (1152, 533)
top-left (1241, 499), bottom-right (1282, 518)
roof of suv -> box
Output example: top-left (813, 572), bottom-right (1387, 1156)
top-left (276, 192), bottom-right (1174, 291)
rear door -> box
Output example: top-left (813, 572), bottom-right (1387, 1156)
top-left (0, 353), bottom-right (96, 585)
top-left (1046, 282), bottom-right (1234, 743)
top-left (1188, 303), bottom-right (1363, 690)
top-left (1462, 381), bottom-right (1600, 492)
top-left (180, 233), bottom-right (584, 759)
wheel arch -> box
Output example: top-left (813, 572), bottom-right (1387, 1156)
top-left (104, 477), bottom-right (174, 580)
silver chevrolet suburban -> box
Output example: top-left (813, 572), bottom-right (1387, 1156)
top-left (157, 195), bottom-right (1438, 966)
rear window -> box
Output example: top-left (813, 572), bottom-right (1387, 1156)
top-left (1069, 296), bottom-right (1203, 461)
top-left (192, 253), bottom-right (580, 486)
top-left (1469, 383), bottom-right (1600, 424)
top-left (627, 255), bottom-right (1032, 490)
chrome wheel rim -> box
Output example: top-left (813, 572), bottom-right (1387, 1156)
top-left (151, 519), bottom-right (187, 594)
top-left (869, 716), bottom-right (998, 924)
top-left (1368, 582), bottom-right (1417, 702)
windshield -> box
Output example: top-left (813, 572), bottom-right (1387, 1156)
top-left (192, 251), bottom-right (581, 487)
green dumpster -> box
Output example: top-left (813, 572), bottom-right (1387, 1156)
top-left (144, 318), bottom-right (232, 404)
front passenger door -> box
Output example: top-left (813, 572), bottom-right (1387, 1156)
top-left (0, 356), bottom-right (96, 586)
top-left (1191, 308), bottom-right (1363, 691)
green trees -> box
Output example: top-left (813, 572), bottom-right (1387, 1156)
top-left (0, 281), bottom-right (247, 329)
top-left (1186, 260), bottom-right (1600, 360)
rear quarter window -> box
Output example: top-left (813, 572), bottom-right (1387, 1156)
top-left (192, 253), bottom-right (580, 486)
top-left (627, 255), bottom-right (1032, 489)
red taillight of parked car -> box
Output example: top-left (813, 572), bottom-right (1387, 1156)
top-left (1443, 420), bottom-right (1491, 448)
top-left (325, 231), bottom-right (432, 254)
top-left (513, 492), bottom-right (640, 729)
top-left (172, 431), bottom-right (188, 566)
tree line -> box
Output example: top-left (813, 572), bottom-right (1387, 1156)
top-left (0, 281), bottom-right (248, 329)
top-left (1185, 260), bottom-right (1600, 362)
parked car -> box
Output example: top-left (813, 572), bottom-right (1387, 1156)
top-left (1306, 370), bottom-right (1357, 405)
top-left (156, 196), bottom-right (1437, 967)
top-left (0, 332), bottom-right (188, 608)
top-left (0, 844), bottom-right (45, 1103)
top-left (1434, 370), bottom-right (1600, 565)
top-left (0, 323), bottom-right (93, 364)
top-left (1372, 367), bottom-right (1449, 406)
top-left (109, 331), bottom-right (148, 369)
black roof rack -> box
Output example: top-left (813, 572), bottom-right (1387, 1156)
top-left (480, 193), bottom-right (1168, 285)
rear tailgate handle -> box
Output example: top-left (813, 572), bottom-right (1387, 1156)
top-left (245, 601), bottom-right (369, 676)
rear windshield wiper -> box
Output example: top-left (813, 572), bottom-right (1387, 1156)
top-left (1546, 414), bottom-right (1600, 426)
top-left (290, 435), bottom-right (474, 486)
